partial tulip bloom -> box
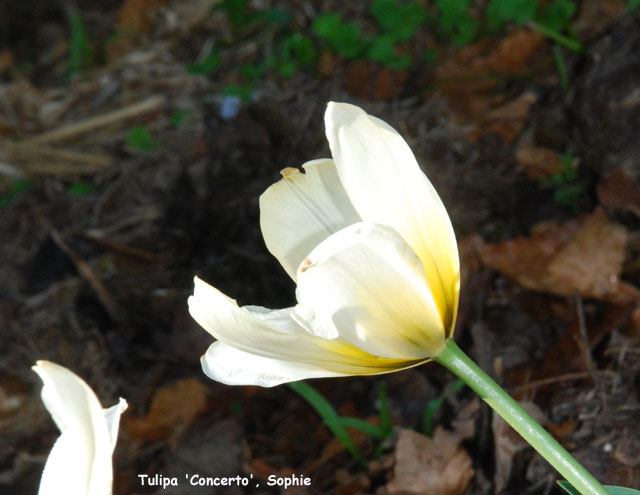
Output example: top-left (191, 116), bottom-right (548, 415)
top-left (33, 360), bottom-right (127, 495)
top-left (189, 102), bottom-right (460, 387)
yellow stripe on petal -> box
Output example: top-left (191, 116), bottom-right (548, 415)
top-left (325, 103), bottom-right (460, 333)
top-left (294, 223), bottom-right (447, 359)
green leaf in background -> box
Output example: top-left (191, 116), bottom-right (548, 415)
top-left (370, 0), bottom-right (427, 41)
top-left (67, 182), bottom-right (94, 195)
top-left (170, 109), bottom-right (192, 128)
top-left (213, 0), bottom-right (250, 32)
top-left (222, 83), bottom-right (254, 102)
top-left (486, 0), bottom-right (538, 30)
top-left (126, 125), bottom-right (160, 152)
top-left (187, 45), bottom-right (221, 75)
top-left (553, 184), bottom-right (584, 209)
top-left (276, 33), bottom-right (317, 77)
top-left (558, 481), bottom-right (640, 495)
top-left (367, 35), bottom-right (412, 70)
top-left (288, 381), bottom-right (362, 461)
top-left (283, 33), bottom-right (316, 68)
top-left (630, 0), bottom-right (640, 12)
top-left (422, 378), bottom-right (466, 436)
top-left (435, 0), bottom-right (479, 45)
top-left (312, 14), bottom-right (367, 59)
top-left (536, 0), bottom-right (576, 32)
top-left (254, 7), bottom-right (292, 25)
top-left (68, 13), bottom-right (93, 76)
top-left (0, 180), bottom-right (32, 207)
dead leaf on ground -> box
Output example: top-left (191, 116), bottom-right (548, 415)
top-left (597, 168), bottom-right (640, 218)
top-left (479, 209), bottom-right (640, 304)
top-left (516, 144), bottom-right (562, 180)
top-left (0, 49), bottom-right (13, 72)
top-left (493, 401), bottom-right (555, 492)
top-left (344, 60), bottom-right (408, 101)
top-left (468, 92), bottom-right (537, 143)
top-left (125, 377), bottom-right (208, 442)
top-left (106, 0), bottom-right (167, 60)
top-left (433, 29), bottom-right (543, 141)
top-left (381, 427), bottom-right (474, 495)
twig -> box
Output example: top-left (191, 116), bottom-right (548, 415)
top-left (73, 231), bottom-right (163, 263)
top-left (508, 370), bottom-right (617, 394)
top-left (0, 137), bottom-right (114, 175)
top-left (25, 95), bottom-right (165, 145)
top-left (574, 290), bottom-right (597, 382)
top-left (49, 228), bottom-right (124, 322)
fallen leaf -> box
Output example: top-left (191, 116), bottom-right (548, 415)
top-left (126, 378), bottom-right (208, 442)
top-left (344, 60), bottom-right (408, 101)
top-left (597, 168), bottom-right (640, 218)
top-left (469, 92), bottom-right (537, 143)
top-left (0, 49), bottom-right (13, 72)
top-left (117, 0), bottom-right (167, 33)
top-left (516, 144), bottom-right (562, 180)
top-left (479, 209), bottom-right (640, 304)
top-left (433, 29), bottom-right (544, 140)
top-left (382, 427), bottom-right (474, 495)
top-left (493, 401), bottom-right (548, 492)
top-left (106, 0), bottom-right (167, 60)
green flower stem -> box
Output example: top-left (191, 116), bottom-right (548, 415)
top-left (435, 339), bottom-right (607, 495)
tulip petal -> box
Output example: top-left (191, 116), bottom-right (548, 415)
top-left (325, 102), bottom-right (459, 333)
top-left (33, 360), bottom-right (127, 495)
top-left (294, 222), bottom-right (446, 359)
top-left (259, 159), bottom-right (361, 280)
top-left (189, 277), bottom-right (427, 386)
top-left (202, 342), bottom-right (347, 386)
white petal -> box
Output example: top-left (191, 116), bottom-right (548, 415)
top-left (33, 361), bottom-right (127, 495)
top-left (188, 277), bottom-right (426, 384)
top-left (201, 342), bottom-right (348, 387)
top-left (294, 222), bottom-right (446, 359)
top-left (259, 159), bottom-right (361, 280)
top-left (325, 102), bottom-right (459, 332)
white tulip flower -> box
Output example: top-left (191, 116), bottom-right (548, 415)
top-left (33, 361), bottom-right (127, 495)
top-left (189, 102), bottom-right (460, 387)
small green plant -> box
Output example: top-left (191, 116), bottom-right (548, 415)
top-left (170, 109), bottom-right (192, 128)
top-left (272, 33), bottom-right (317, 77)
top-left (67, 182), bottom-right (94, 195)
top-left (422, 378), bottom-right (465, 436)
top-left (68, 12), bottom-right (93, 76)
top-left (312, 14), bottom-right (368, 59)
top-left (485, 0), bottom-right (581, 51)
top-left (312, 0), bottom-right (429, 70)
top-left (0, 180), bottom-right (32, 207)
top-left (126, 125), bottom-right (160, 152)
top-left (541, 151), bottom-right (584, 209)
top-left (288, 381), bottom-right (394, 462)
top-left (187, 44), bottom-right (221, 76)
top-left (212, 0), bottom-right (291, 34)
top-left (435, 0), bottom-right (478, 45)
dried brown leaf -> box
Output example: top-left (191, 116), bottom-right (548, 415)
top-left (125, 378), bottom-right (208, 442)
top-left (597, 168), bottom-right (640, 218)
top-left (480, 209), bottom-right (640, 303)
top-left (434, 29), bottom-right (543, 141)
top-left (382, 427), bottom-right (474, 495)
top-left (469, 92), bottom-right (537, 143)
top-left (516, 145), bottom-right (562, 180)
top-left (493, 401), bottom-right (547, 492)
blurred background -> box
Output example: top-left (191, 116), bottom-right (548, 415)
top-left (0, 0), bottom-right (639, 493)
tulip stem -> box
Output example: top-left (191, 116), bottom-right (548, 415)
top-left (435, 339), bottom-right (608, 495)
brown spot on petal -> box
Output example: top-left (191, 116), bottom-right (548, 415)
top-left (298, 256), bottom-right (313, 273)
top-left (280, 167), bottom-right (299, 179)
